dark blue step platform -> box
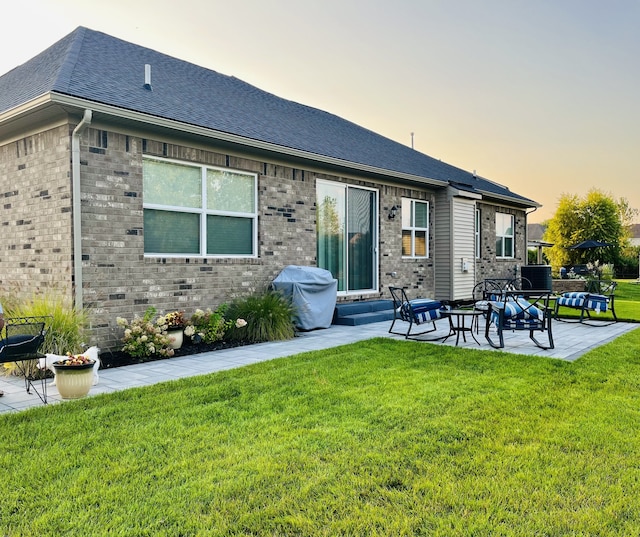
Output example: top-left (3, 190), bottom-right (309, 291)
top-left (332, 300), bottom-right (395, 326)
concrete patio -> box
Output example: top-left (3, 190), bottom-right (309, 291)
top-left (1, 317), bottom-right (637, 414)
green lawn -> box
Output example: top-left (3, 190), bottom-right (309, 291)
top-left (614, 279), bottom-right (640, 301)
top-left (2, 328), bottom-right (640, 536)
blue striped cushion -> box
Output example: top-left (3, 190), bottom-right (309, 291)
top-left (400, 299), bottom-right (443, 325)
top-left (557, 292), bottom-right (608, 313)
top-left (476, 293), bottom-right (518, 311)
top-left (414, 308), bottom-right (444, 324)
top-left (505, 298), bottom-right (543, 321)
top-left (503, 318), bottom-right (544, 330)
top-left (491, 298), bottom-right (544, 327)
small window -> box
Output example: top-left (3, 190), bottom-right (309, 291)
top-left (475, 208), bottom-right (481, 259)
top-left (143, 157), bottom-right (257, 257)
top-left (495, 213), bottom-right (514, 258)
top-left (401, 199), bottom-right (429, 258)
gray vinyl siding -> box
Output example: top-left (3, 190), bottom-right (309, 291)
top-left (451, 198), bottom-right (476, 301)
top-left (433, 189), bottom-right (452, 300)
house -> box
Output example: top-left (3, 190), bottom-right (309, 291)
top-left (629, 224), bottom-right (640, 247)
top-left (527, 222), bottom-right (552, 264)
top-left (527, 223), bottom-right (546, 242)
top-left (0, 27), bottom-right (540, 349)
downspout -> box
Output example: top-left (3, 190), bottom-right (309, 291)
top-left (71, 110), bottom-right (92, 309)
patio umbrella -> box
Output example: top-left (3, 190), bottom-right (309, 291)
top-left (567, 239), bottom-right (614, 290)
top-left (568, 240), bottom-right (613, 249)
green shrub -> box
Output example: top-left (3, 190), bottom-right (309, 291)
top-left (185, 305), bottom-right (230, 344)
top-left (225, 289), bottom-right (296, 343)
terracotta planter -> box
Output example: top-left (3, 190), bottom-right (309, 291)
top-left (167, 328), bottom-right (184, 350)
top-left (53, 361), bottom-right (95, 399)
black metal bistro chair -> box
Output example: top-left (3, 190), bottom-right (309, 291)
top-left (388, 287), bottom-right (449, 340)
top-left (471, 277), bottom-right (532, 332)
top-left (484, 290), bottom-right (554, 350)
top-left (0, 316), bottom-right (50, 404)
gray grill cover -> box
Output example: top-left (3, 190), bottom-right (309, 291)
top-left (272, 265), bottom-right (338, 330)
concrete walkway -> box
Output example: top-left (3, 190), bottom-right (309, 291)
top-left (1, 318), bottom-right (637, 414)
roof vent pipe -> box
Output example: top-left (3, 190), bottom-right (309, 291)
top-left (144, 64), bottom-right (152, 90)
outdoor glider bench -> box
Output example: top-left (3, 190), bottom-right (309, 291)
top-left (388, 286), bottom-right (448, 340)
top-left (554, 281), bottom-right (618, 326)
top-left (484, 290), bottom-right (554, 350)
top-left (0, 316), bottom-right (50, 403)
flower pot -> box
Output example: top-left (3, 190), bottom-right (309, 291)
top-left (167, 328), bottom-right (184, 350)
top-left (53, 361), bottom-right (95, 399)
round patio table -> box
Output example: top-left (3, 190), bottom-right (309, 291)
top-left (442, 309), bottom-right (482, 346)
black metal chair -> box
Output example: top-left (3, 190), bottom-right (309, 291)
top-left (471, 277), bottom-right (532, 332)
top-left (0, 316), bottom-right (50, 403)
top-left (484, 290), bottom-right (554, 350)
top-left (388, 287), bottom-right (449, 340)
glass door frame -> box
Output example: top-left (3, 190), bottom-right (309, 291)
top-left (316, 179), bottom-right (379, 296)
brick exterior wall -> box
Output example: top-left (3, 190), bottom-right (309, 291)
top-left (1, 121), bottom-right (525, 350)
top-left (74, 126), bottom-right (437, 349)
top-left (380, 186), bottom-right (435, 296)
top-left (474, 202), bottom-right (528, 282)
top-left (0, 125), bottom-right (74, 296)
top-left (79, 132), bottom-right (322, 348)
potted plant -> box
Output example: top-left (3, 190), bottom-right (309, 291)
top-left (53, 352), bottom-right (96, 399)
top-left (159, 310), bottom-right (186, 349)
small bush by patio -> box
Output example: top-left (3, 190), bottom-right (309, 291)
top-left (116, 307), bottom-right (174, 359)
top-left (185, 305), bottom-right (232, 344)
top-left (225, 288), bottom-right (296, 343)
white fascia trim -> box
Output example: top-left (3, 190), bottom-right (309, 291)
top-left (476, 189), bottom-right (541, 209)
top-left (47, 93), bottom-right (449, 188)
top-left (0, 93), bottom-right (52, 122)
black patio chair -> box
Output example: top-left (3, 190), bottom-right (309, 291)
top-left (0, 316), bottom-right (50, 403)
top-left (484, 290), bottom-right (554, 350)
top-left (471, 277), bottom-right (532, 332)
top-left (388, 287), bottom-right (449, 340)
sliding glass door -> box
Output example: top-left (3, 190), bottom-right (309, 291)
top-left (317, 180), bottom-right (378, 293)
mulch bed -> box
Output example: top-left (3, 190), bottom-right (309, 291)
top-left (99, 340), bottom-right (251, 370)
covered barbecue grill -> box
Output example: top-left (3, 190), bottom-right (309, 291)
top-left (272, 265), bottom-right (338, 330)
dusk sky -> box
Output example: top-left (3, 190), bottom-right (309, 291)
top-left (2, 0), bottom-right (638, 224)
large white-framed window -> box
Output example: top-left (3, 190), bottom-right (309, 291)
top-left (143, 156), bottom-right (258, 257)
top-left (475, 208), bottom-right (481, 259)
top-left (495, 212), bottom-right (514, 258)
top-left (401, 198), bottom-right (429, 258)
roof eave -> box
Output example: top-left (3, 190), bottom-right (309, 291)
top-left (2, 94), bottom-right (541, 206)
top-left (42, 93), bottom-right (449, 188)
top-left (476, 188), bottom-right (540, 210)
top-left (0, 92), bottom-right (52, 123)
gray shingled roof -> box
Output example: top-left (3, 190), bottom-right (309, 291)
top-left (0, 26), bottom-right (537, 207)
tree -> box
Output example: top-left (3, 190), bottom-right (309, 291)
top-left (543, 189), bottom-right (638, 272)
